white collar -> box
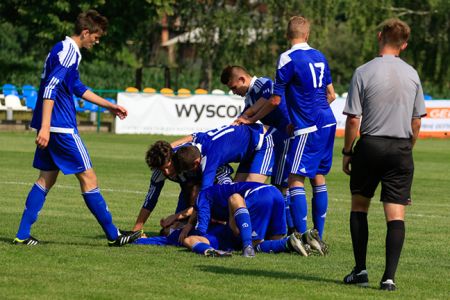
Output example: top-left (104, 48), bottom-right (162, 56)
top-left (291, 42), bottom-right (312, 50)
top-left (65, 36), bottom-right (82, 58)
top-left (246, 76), bottom-right (258, 96)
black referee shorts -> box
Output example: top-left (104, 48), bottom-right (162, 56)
top-left (350, 135), bottom-right (414, 205)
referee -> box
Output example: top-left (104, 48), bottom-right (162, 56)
top-left (341, 19), bottom-right (426, 291)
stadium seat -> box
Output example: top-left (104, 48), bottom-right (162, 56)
top-left (5, 94), bottom-right (27, 111)
top-left (228, 90), bottom-right (234, 95)
top-left (82, 100), bottom-right (98, 112)
top-left (194, 88), bottom-right (208, 95)
top-left (0, 96), bottom-right (6, 111)
top-left (211, 89), bottom-right (226, 95)
top-left (341, 92), bottom-right (348, 98)
top-left (22, 85), bottom-right (38, 110)
top-left (177, 88), bottom-right (192, 97)
top-left (143, 87), bottom-right (156, 93)
top-left (125, 87), bottom-right (139, 93)
top-left (2, 84), bottom-right (19, 96)
top-left (424, 94), bottom-right (433, 100)
top-left (160, 88), bottom-right (175, 96)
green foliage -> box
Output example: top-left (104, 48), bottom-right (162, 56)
top-left (0, 0), bottom-right (448, 96)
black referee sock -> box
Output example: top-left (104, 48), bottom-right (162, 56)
top-left (382, 220), bottom-right (405, 282)
top-left (350, 211), bottom-right (368, 272)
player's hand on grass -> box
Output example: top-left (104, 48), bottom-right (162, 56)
top-left (36, 127), bottom-right (50, 149)
top-left (342, 155), bottom-right (352, 175)
top-left (109, 104), bottom-right (128, 120)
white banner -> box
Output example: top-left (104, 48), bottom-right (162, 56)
top-left (116, 93), bottom-right (450, 138)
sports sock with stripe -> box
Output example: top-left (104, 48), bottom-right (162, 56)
top-left (16, 183), bottom-right (48, 240)
top-left (312, 184), bottom-right (328, 239)
top-left (289, 186), bottom-right (308, 234)
top-left (234, 207), bottom-right (253, 248)
top-left (82, 188), bottom-right (119, 241)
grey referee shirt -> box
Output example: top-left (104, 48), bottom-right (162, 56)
top-left (344, 55), bottom-right (426, 138)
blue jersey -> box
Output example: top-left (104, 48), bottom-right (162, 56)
top-left (31, 37), bottom-right (88, 133)
top-left (192, 124), bottom-right (264, 190)
top-left (195, 182), bottom-right (268, 234)
top-left (273, 43), bottom-right (335, 130)
top-left (244, 77), bottom-right (291, 132)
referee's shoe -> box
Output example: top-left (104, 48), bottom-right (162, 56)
top-left (343, 268), bottom-right (369, 287)
top-left (108, 230), bottom-right (143, 247)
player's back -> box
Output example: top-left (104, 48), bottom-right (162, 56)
top-left (31, 37), bottom-right (86, 132)
top-left (276, 43), bottom-right (335, 129)
top-left (193, 124), bottom-right (263, 165)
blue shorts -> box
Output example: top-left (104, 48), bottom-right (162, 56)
top-left (245, 185), bottom-right (287, 240)
top-left (237, 128), bottom-right (275, 176)
top-left (287, 125), bottom-right (336, 178)
top-left (33, 132), bottom-right (92, 175)
top-left (269, 129), bottom-right (290, 187)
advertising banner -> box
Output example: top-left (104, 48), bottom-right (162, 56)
top-left (116, 93), bottom-right (450, 138)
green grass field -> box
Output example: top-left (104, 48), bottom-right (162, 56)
top-left (0, 132), bottom-right (449, 299)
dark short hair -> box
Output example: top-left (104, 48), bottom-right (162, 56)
top-left (172, 146), bottom-right (201, 174)
top-left (75, 9), bottom-right (108, 35)
top-left (380, 18), bottom-right (410, 48)
top-left (220, 65), bottom-right (249, 85)
top-left (145, 140), bottom-right (173, 169)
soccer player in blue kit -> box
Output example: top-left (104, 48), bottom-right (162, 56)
top-left (129, 141), bottom-right (233, 234)
top-left (238, 16), bottom-right (337, 254)
top-left (220, 65), bottom-right (296, 232)
top-left (13, 10), bottom-right (141, 246)
top-left (187, 182), bottom-right (310, 257)
top-left (172, 123), bottom-right (275, 191)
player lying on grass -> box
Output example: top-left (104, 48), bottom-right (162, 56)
top-left (128, 141), bottom-right (233, 236)
top-left (179, 181), bottom-right (325, 257)
top-left (172, 124), bottom-right (275, 191)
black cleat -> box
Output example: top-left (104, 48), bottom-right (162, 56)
top-left (380, 279), bottom-right (396, 291)
top-left (108, 230), bottom-right (142, 247)
top-left (343, 268), bottom-right (369, 287)
top-left (12, 236), bottom-right (39, 245)
top-left (242, 245), bottom-right (255, 258)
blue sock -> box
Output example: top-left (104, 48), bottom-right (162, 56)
top-left (16, 183), bottom-right (48, 240)
top-left (312, 184), bottom-right (328, 239)
top-left (234, 207), bottom-right (253, 248)
top-left (192, 242), bottom-right (212, 255)
top-left (82, 188), bottom-right (118, 241)
top-left (285, 191), bottom-right (294, 230)
top-left (256, 238), bottom-right (289, 253)
top-left (289, 187), bottom-right (308, 234)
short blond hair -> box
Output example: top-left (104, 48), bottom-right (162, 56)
top-left (287, 16), bottom-right (310, 40)
top-left (380, 18), bottom-right (410, 48)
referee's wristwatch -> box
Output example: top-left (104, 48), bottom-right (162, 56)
top-left (342, 148), bottom-right (353, 156)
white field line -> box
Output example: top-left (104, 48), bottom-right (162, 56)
top-left (2, 181), bottom-right (179, 197)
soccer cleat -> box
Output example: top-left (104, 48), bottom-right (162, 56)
top-left (343, 268), bottom-right (369, 287)
top-left (108, 230), bottom-right (142, 247)
top-left (12, 236), bottom-right (39, 245)
top-left (303, 229), bottom-right (326, 256)
top-left (242, 245), bottom-right (255, 258)
top-left (287, 232), bottom-right (309, 256)
top-left (380, 279), bottom-right (396, 291)
top-left (204, 248), bottom-right (232, 257)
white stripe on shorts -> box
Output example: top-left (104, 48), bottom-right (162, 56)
top-left (291, 133), bottom-right (308, 173)
top-left (72, 133), bottom-right (92, 170)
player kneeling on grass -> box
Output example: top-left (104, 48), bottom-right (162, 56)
top-left (179, 182), bottom-right (323, 257)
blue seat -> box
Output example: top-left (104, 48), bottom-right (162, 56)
top-left (424, 94), bottom-right (433, 100)
top-left (3, 84), bottom-right (19, 96)
top-left (82, 100), bottom-right (98, 112)
top-left (22, 85), bottom-right (38, 110)
top-left (99, 98), bottom-right (116, 112)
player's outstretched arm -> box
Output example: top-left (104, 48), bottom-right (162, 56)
top-left (132, 207), bottom-right (151, 232)
top-left (246, 95), bottom-right (281, 124)
top-left (81, 90), bottom-right (127, 119)
top-left (233, 97), bottom-right (267, 125)
top-left (171, 135), bottom-right (193, 148)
